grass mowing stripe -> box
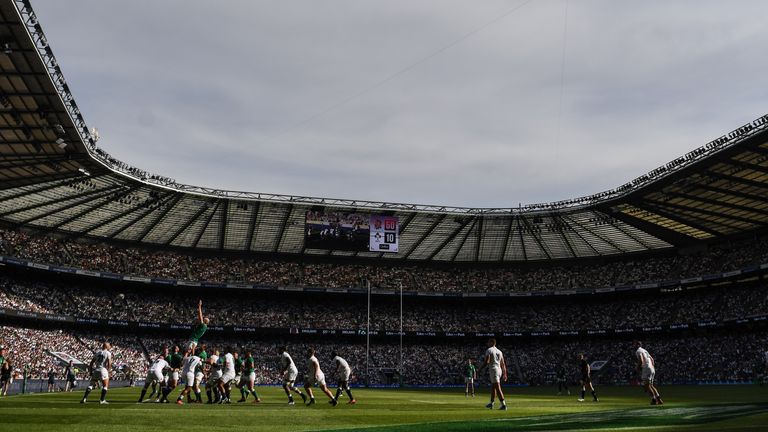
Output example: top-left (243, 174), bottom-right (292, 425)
top-left (1, 385), bottom-right (767, 432)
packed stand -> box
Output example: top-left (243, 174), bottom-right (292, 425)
top-left (4, 228), bottom-right (768, 293)
top-left (1, 274), bottom-right (766, 333)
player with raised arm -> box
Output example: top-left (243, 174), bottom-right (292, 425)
top-left (304, 347), bottom-right (338, 407)
top-left (176, 351), bottom-right (202, 405)
top-left (464, 358), bottom-right (477, 398)
top-left (331, 351), bottom-right (356, 404)
top-left (187, 300), bottom-right (209, 353)
top-left (278, 346), bottom-right (307, 405)
top-left (81, 342), bottom-right (112, 405)
top-left (138, 347), bottom-right (169, 403)
top-left (483, 338), bottom-right (507, 410)
top-left (237, 349), bottom-right (261, 403)
top-left (578, 353), bottom-right (598, 402)
top-left (635, 341), bottom-right (663, 405)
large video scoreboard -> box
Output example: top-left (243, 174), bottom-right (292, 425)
top-left (305, 211), bottom-right (399, 253)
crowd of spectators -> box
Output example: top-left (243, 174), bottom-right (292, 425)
top-left (1, 274), bottom-right (766, 333)
top-left (4, 228), bottom-right (768, 293)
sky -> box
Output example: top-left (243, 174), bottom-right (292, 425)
top-left (31, 0), bottom-right (768, 208)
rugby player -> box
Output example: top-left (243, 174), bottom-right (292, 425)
top-left (138, 347), bottom-right (168, 403)
top-left (578, 353), bottom-right (598, 402)
top-left (217, 346), bottom-right (236, 404)
top-left (483, 338), bottom-right (507, 410)
top-left (304, 347), bottom-right (337, 406)
top-left (331, 351), bottom-right (356, 404)
top-left (186, 300), bottom-right (209, 353)
top-left (635, 341), bottom-right (663, 405)
top-left (80, 342), bottom-right (111, 405)
top-left (176, 351), bottom-right (202, 405)
top-left (278, 346), bottom-right (307, 405)
top-left (464, 358), bottom-right (477, 398)
top-left (159, 345), bottom-right (183, 403)
top-left (236, 349), bottom-right (261, 403)
top-left (206, 348), bottom-right (223, 404)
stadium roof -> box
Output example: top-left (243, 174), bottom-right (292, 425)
top-left (1, 0), bottom-right (768, 262)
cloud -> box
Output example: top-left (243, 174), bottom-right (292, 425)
top-left (31, 0), bottom-right (768, 207)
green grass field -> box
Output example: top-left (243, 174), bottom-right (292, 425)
top-left (1, 385), bottom-right (767, 431)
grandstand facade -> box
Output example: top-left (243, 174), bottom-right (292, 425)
top-left (1, 2), bottom-right (768, 262)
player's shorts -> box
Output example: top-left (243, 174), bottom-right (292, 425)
top-left (465, 377), bottom-right (474, 384)
top-left (195, 371), bottom-right (204, 386)
top-left (234, 374), bottom-right (242, 385)
top-left (170, 370), bottom-right (180, 382)
top-left (146, 369), bottom-right (164, 384)
top-left (306, 372), bottom-right (326, 388)
top-left (489, 366), bottom-right (502, 384)
top-left (90, 367), bottom-right (109, 384)
top-left (337, 369), bottom-right (351, 383)
top-left (283, 367), bottom-right (298, 385)
top-left (185, 372), bottom-right (196, 387)
top-left (220, 372), bottom-right (236, 384)
top-left (641, 367), bottom-right (655, 385)
top-left (581, 374), bottom-right (591, 384)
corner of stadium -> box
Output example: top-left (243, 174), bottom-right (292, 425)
top-left (0, 1), bottom-right (766, 431)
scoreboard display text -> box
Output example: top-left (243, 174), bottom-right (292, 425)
top-left (369, 215), bottom-right (399, 253)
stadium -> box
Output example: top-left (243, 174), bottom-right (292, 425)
top-left (0, 0), bottom-right (767, 431)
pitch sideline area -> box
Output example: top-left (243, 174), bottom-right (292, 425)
top-left (0, 386), bottom-right (766, 431)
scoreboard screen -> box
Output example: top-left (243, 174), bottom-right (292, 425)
top-left (304, 211), bottom-right (398, 253)
top-left (369, 215), bottom-right (399, 253)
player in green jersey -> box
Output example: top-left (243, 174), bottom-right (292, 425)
top-left (236, 349), bottom-right (261, 403)
top-left (186, 300), bottom-right (209, 353)
top-left (160, 345), bottom-right (183, 403)
top-left (464, 358), bottom-right (477, 397)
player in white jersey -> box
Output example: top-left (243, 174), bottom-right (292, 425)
top-left (635, 341), bottom-right (663, 405)
top-left (304, 348), bottom-right (338, 406)
top-left (331, 351), bottom-right (356, 404)
top-left (176, 353), bottom-right (202, 405)
top-left (206, 349), bottom-right (223, 404)
top-left (483, 338), bottom-right (507, 410)
top-left (216, 347), bottom-right (236, 404)
top-left (278, 346), bottom-right (307, 405)
top-left (138, 347), bottom-right (169, 403)
top-left (81, 342), bottom-right (112, 405)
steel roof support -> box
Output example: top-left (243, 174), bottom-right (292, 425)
top-left (630, 201), bottom-right (724, 237)
top-left (244, 200), bottom-right (260, 252)
top-left (14, 185), bottom-right (125, 226)
top-left (47, 184), bottom-right (140, 230)
top-left (192, 201), bottom-right (221, 249)
top-left (402, 214), bottom-right (446, 260)
top-left (518, 216), bottom-right (552, 259)
top-left (498, 214), bottom-right (515, 262)
top-left (272, 204), bottom-right (293, 253)
top-left (426, 216), bottom-right (473, 261)
top-left (218, 199), bottom-right (228, 250)
top-left (108, 194), bottom-right (183, 240)
top-left (451, 218), bottom-right (478, 262)
top-left (163, 202), bottom-right (211, 247)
